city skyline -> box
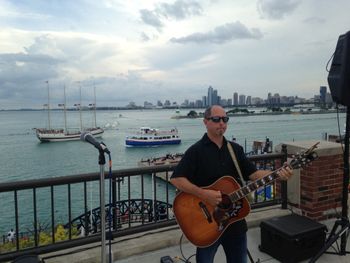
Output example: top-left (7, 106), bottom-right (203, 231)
top-left (140, 85), bottom-right (331, 108)
top-left (0, 1), bottom-right (349, 109)
top-left (8, 84), bottom-right (329, 110)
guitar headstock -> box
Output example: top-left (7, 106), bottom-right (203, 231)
top-left (289, 142), bottom-right (319, 169)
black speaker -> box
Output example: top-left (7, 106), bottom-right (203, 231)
top-left (328, 31), bottom-right (350, 106)
top-left (259, 214), bottom-right (327, 262)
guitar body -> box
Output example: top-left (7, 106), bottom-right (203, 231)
top-left (173, 176), bottom-right (251, 247)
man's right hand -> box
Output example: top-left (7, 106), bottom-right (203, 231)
top-left (200, 189), bottom-right (222, 207)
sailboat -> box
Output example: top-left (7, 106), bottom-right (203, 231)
top-left (35, 81), bottom-right (104, 142)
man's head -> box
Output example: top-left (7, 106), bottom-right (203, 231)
top-left (203, 105), bottom-right (229, 137)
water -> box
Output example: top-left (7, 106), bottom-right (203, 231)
top-left (0, 109), bottom-right (346, 235)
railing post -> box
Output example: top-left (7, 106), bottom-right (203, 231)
top-left (112, 176), bottom-right (117, 230)
top-left (281, 144), bottom-right (288, 209)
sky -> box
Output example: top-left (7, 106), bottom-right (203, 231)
top-left (0, 0), bottom-right (349, 109)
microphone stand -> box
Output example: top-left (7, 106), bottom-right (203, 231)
top-left (309, 106), bottom-right (350, 262)
top-left (98, 148), bottom-right (107, 263)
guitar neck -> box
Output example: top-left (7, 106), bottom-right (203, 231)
top-left (229, 168), bottom-right (283, 203)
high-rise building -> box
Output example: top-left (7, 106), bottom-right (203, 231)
top-left (320, 86), bottom-right (327, 104)
top-left (220, 99), bottom-right (228, 106)
top-left (233, 92), bottom-right (238, 105)
top-left (207, 86), bottom-right (213, 106)
top-left (195, 100), bottom-right (203, 108)
top-left (246, 96), bottom-right (252, 105)
top-left (239, 94), bottom-right (246, 105)
top-left (202, 96), bottom-right (207, 107)
top-left (213, 89), bottom-right (218, 105)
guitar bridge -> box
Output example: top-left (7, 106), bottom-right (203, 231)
top-left (199, 202), bottom-right (213, 223)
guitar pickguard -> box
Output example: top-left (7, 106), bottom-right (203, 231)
top-left (214, 199), bottom-right (244, 231)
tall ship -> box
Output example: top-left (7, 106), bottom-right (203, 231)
top-left (35, 81), bottom-right (104, 142)
top-left (125, 127), bottom-right (181, 147)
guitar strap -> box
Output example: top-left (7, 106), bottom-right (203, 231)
top-left (227, 142), bottom-right (247, 186)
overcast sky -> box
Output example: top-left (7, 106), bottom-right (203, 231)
top-left (0, 0), bottom-right (349, 109)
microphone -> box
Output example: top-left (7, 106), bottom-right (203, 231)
top-left (80, 132), bottom-right (110, 154)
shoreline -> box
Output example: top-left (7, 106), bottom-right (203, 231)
top-left (171, 109), bottom-right (345, 119)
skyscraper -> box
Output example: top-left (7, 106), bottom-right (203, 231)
top-left (207, 86), bottom-right (213, 106)
top-left (233, 92), bottom-right (238, 105)
top-left (320, 86), bottom-right (327, 104)
top-left (239, 94), bottom-right (246, 105)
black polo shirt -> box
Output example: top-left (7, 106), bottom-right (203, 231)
top-left (171, 133), bottom-right (257, 236)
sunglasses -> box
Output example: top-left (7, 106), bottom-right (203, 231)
top-left (206, 116), bottom-right (229, 123)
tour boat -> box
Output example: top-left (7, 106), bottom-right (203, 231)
top-left (125, 127), bottom-right (181, 147)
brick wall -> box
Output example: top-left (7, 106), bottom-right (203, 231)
top-left (298, 154), bottom-right (343, 220)
top-left (275, 141), bottom-right (344, 221)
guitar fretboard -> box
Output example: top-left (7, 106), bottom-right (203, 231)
top-left (229, 171), bottom-right (279, 202)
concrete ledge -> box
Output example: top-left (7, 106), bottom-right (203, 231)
top-left (275, 140), bottom-right (342, 157)
top-left (41, 205), bottom-right (291, 263)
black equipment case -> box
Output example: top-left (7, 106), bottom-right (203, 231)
top-left (259, 214), bottom-right (327, 263)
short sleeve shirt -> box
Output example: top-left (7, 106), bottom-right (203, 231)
top-left (171, 133), bottom-right (257, 236)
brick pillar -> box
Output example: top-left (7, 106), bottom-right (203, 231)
top-left (275, 141), bottom-right (343, 221)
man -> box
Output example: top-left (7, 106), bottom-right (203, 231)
top-left (170, 105), bottom-right (292, 263)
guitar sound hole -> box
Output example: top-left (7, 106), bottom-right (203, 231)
top-left (218, 194), bottom-right (232, 210)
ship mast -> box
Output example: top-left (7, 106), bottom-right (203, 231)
top-left (63, 85), bottom-right (68, 133)
top-left (93, 83), bottom-right (97, 128)
top-left (79, 83), bottom-right (83, 131)
top-left (46, 81), bottom-right (51, 130)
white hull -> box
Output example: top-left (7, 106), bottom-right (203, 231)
top-left (36, 127), bottom-right (104, 142)
top-left (125, 127), bottom-right (181, 147)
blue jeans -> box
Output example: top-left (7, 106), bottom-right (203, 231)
top-left (196, 232), bottom-right (247, 263)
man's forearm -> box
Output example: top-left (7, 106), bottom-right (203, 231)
top-left (249, 170), bottom-right (271, 181)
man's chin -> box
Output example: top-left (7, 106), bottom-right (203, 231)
top-left (217, 130), bottom-right (225, 136)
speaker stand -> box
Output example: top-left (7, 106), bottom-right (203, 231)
top-left (309, 106), bottom-right (350, 262)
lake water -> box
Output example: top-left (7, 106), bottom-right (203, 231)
top-left (0, 108), bottom-right (345, 182)
top-left (0, 109), bottom-right (345, 235)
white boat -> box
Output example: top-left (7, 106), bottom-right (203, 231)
top-left (35, 127), bottom-right (104, 142)
top-left (125, 127), bottom-right (181, 147)
top-left (35, 82), bottom-right (104, 142)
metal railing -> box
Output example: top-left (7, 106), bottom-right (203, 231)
top-left (0, 149), bottom-right (287, 261)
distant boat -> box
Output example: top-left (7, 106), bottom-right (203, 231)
top-left (138, 153), bottom-right (183, 167)
top-left (125, 127), bottom-right (181, 147)
top-left (138, 153), bottom-right (183, 181)
top-left (35, 81), bottom-right (104, 142)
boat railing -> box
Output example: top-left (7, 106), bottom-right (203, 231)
top-left (0, 149), bottom-right (287, 261)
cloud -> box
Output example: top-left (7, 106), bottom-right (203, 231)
top-left (158, 0), bottom-right (203, 20)
top-left (0, 32), bottom-right (123, 107)
top-left (140, 32), bottom-right (151, 42)
top-left (140, 9), bottom-right (163, 30)
top-left (170, 21), bottom-right (263, 44)
top-left (0, 52), bottom-right (62, 103)
top-left (257, 0), bottom-right (300, 20)
top-left (303, 17), bottom-right (326, 24)
top-left (140, 0), bottom-right (203, 30)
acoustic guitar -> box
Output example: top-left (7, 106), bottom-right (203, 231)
top-left (173, 143), bottom-right (319, 247)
